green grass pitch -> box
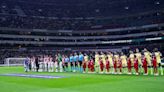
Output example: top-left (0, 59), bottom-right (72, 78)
top-left (0, 67), bottom-right (164, 92)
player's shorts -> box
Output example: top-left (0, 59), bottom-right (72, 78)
top-left (106, 61), bottom-right (110, 69)
top-left (143, 60), bottom-right (147, 68)
top-left (89, 62), bottom-right (94, 70)
top-left (83, 62), bottom-right (87, 69)
top-left (117, 61), bottom-right (122, 68)
top-left (70, 62), bottom-right (73, 66)
top-left (152, 60), bottom-right (157, 68)
top-left (78, 61), bottom-right (83, 66)
top-left (64, 62), bottom-right (68, 67)
top-left (88, 61), bottom-right (91, 68)
top-left (99, 61), bottom-right (104, 70)
top-left (113, 61), bottom-right (117, 69)
top-left (134, 62), bottom-right (138, 69)
top-left (127, 60), bottom-right (131, 69)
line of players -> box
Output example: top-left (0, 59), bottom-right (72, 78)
top-left (27, 48), bottom-right (163, 76)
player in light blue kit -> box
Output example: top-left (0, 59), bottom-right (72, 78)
top-left (73, 53), bottom-right (79, 72)
top-left (69, 54), bottom-right (74, 72)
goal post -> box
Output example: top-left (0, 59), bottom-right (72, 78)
top-left (4, 58), bottom-right (27, 66)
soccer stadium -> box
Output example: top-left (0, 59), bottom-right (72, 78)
top-left (0, 0), bottom-right (164, 92)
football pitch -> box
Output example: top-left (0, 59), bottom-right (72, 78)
top-left (0, 67), bottom-right (164, 92)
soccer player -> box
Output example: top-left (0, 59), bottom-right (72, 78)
top-left (144, 48), bottom-right (153, 75)
top-left (73, 53), bottom-right (79, 72)
top-left (114, 52), bottom-right (119, 74)
top-left (43, 55), bottom-right (48, 72)
top-left (35, 56), bottom-right (40, 72)
top-left (31, 56), bottom-right (36, 72)
top-left (107, 52), bottom-right (114, 74)
top-left (24, 56), bottom-right (30, 72)
top-left (142, 55), bottom-right (148, 75)
top-left (83, 53), bottom-right (89, 73)
top-left (39, 55), bottom-right (44, 72)
top-left (129, 51), bottom-right (134, 74)
top-left (69, 54), bottom-right (74, 72)
top-left (64, 55), bottom-right (69, 72)
top-left (62, 55), bottom-right (65, 72)
top-left (48, 55), bottom-right (54, 72)
top-left (152, 53), bottom-right (158, 76)
top-left (154, 48), bottom-right (163, 75)
top-left (95, 52), bottom-right (100, 73)
top-left (88, 58), bottom-right (94, 73)
top-left (134, 55), bottom-right (139, 75)
top-left (99, 57), bottom-right (104, 74)
top-left (100, 52), bottom-right (106, 73)
top-left (54, 54), bottom-right (59, 72)
top-left (135, 48), bottom-right (142, 74)
top-left (78, 52), bottom-right (84, 72)
top-left (120, 52), bottom-right (127, 74)
top-left (58, 53), bottom-right (63, 72)
top-left (117, 53), bottom-right (122, 74)
top-left (105, 57), bottom-right (110, 74)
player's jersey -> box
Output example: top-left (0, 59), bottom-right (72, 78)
top-left (49, 57), bottom-right (53, 62)
top-left (73, 55), bottom-right (78, 62)
top-left (114, 54), bottom-right (119, 62)
top-left (84, 55), bottom-right (89, 62)
top-left (69, 56), bottom-right (74, 62)
top-left (78, 54), bottom-right (84, 62)
top-left (58, 55), bottom-right (62, 63)
top-left (107, 54), bottom-right (113, 63)
top-left (65, 58), bottom-right (69, 63)
top-left (62, 57), bottom-right (65, 63)
top-left (144, 51), bottom-right (152, 63)
top-left (129, 54), bottom-right (135, 63)
top-left (155, 51), bottom-right (162, 63)
top-left (44, 57), bottom-right (48, 63)
top-left (95, 54), bottom-right (99, 64)
top-left (101, 54), bottom-right (106, 64)
top-left (120, 55), bottom-right (127, 64)
top-left (135, 53), bottom-right (142, 65)
top-left (107, 54), bottom-right (113, 66)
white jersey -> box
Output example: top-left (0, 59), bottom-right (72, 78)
top-left (44, 57), bottom-right (49, 63)
top-left (49, 57), bottom-right (53, 62)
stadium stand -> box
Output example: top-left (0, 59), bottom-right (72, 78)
top-left (0, 0), bottom-right (164, 64)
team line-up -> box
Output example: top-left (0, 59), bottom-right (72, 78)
top-left (24, 48), bottom-right (163, 76)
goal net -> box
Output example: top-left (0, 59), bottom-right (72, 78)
top-left (4, 58), bottom-right (27, 66)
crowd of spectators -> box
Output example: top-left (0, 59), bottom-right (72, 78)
top-left (0, 0), bottom-right (164, 30)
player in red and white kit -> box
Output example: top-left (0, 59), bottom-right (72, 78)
top-left (48, 55), bottom-right (54, 72)
top-left (31, 56), bottom-right (36, 72)
top-left (44, 55), bottom-right (48, 72)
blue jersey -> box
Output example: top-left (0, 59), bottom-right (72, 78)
top-left (74, 55), bottom-right (78, 62)
top-left (79, 54), bottom-right (84, 62)
top-left (70, 56), bottom-right (74, 62)
top-left (65, 58), bottom-right (69, 63)
top-left (24, 58), bottom-right (29, 66)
